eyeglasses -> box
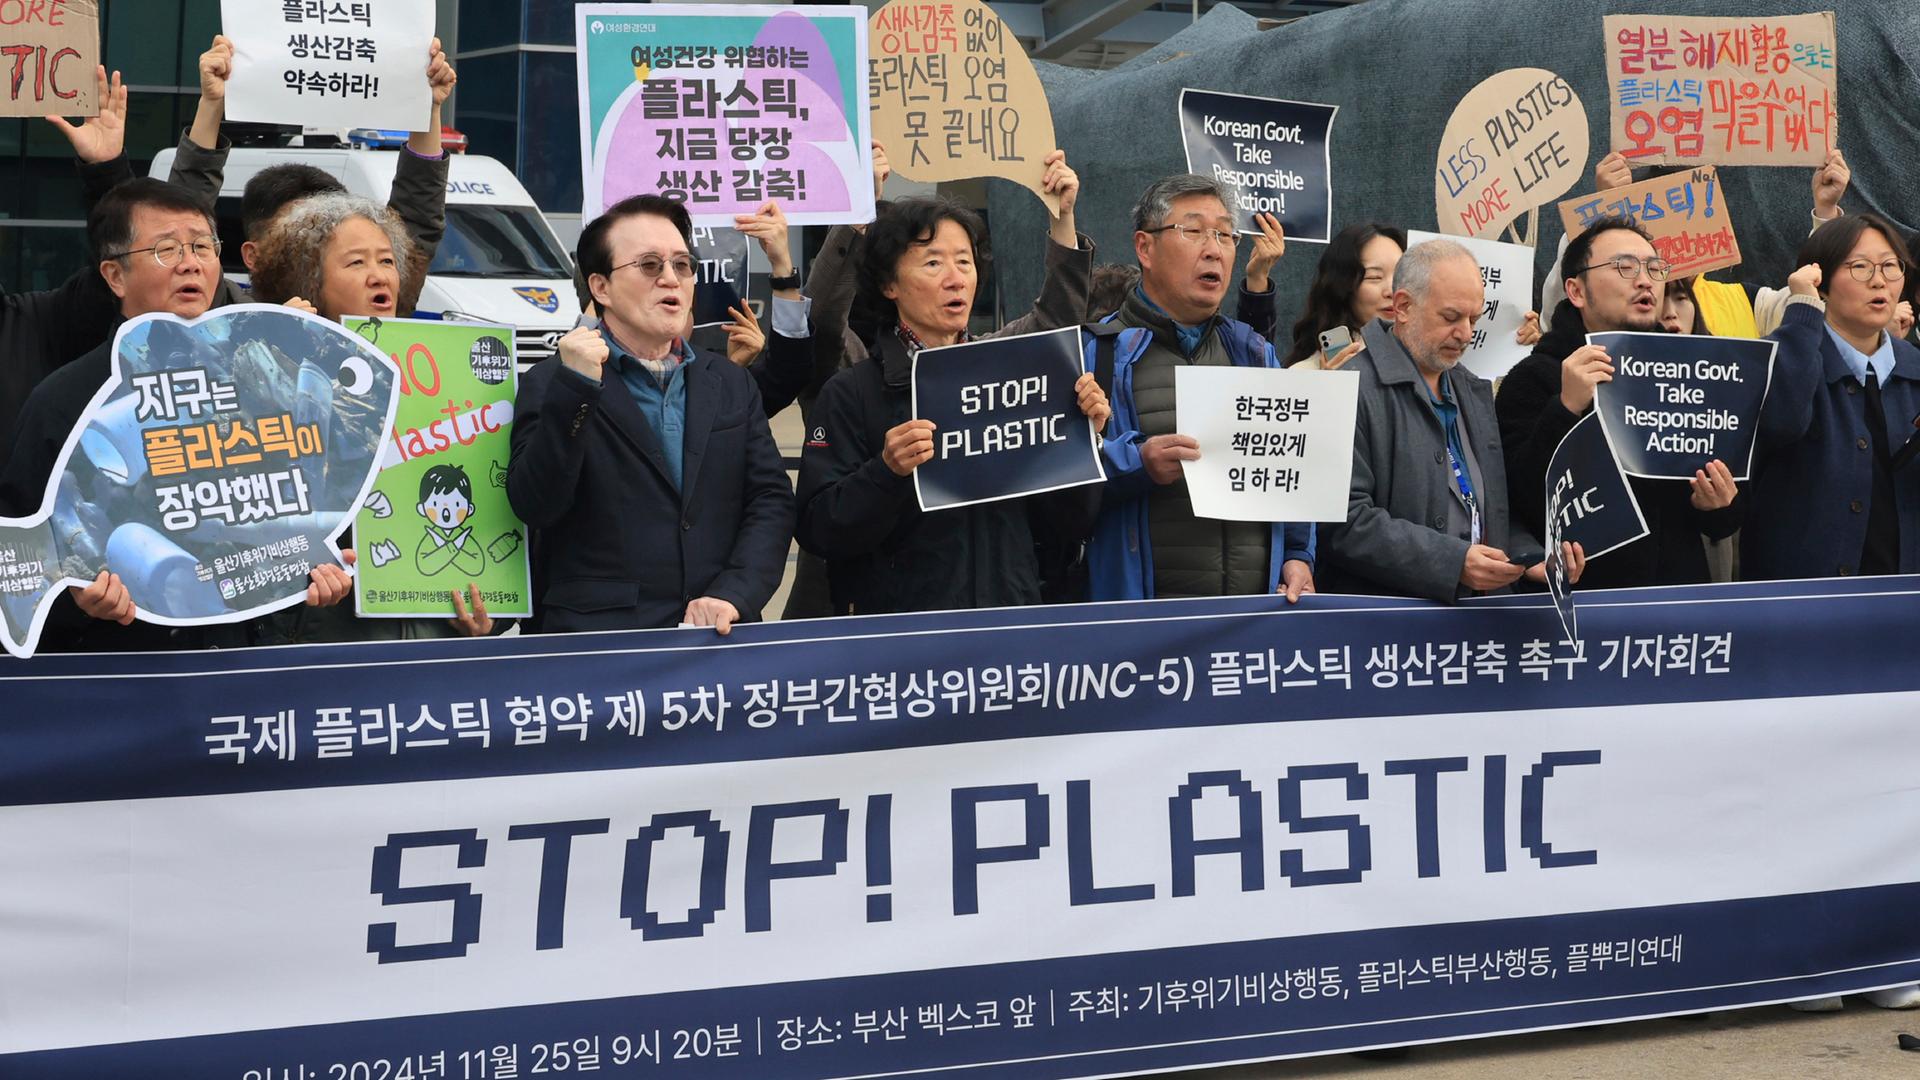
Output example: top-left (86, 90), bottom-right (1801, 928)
top-left (1843, 258), bottom-right (1905, 283)
top-left (610, 254), bottom-right (696, 279)
top-left (1576, 255), bottom-right (1672, 282)
top-left (112, 237), bottom-right (221, 268)
top-left (1142, 222), bottom-right (1240, 250)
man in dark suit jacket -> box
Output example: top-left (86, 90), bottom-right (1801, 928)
top-left (507, 195), bottom-right (795, 634)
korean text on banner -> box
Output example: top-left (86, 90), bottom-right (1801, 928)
top-left (222, 0), bottom-right (434, 131)
top-left (1175, 365), bottom-right (1357, 522)
top-left (1408, 230), bottom-right (1535, 381)
top-left (1558, 167), bottom-right (1740, 278)
top-left (0, 0), bottom-right (97, 117)
top-left (1179, 89), bottom-right (1338, 243)
top-left (349, 318), bottom-right (532, 620)
top-left (576, 4), bottom-right (876, 227)
top-left (869, 0), bottom-right (1060, 215)
top-left (911, 326), bottom-right (1105, 511)
top-left (1602, 12), bottom-right (1837, 167)
top-left (5, 578), bottom-right (1920, 1076)
top-left (1435, 68), bottom-right (1589, 242)
top-left (1589, 331), bottom-right (1776, 481)
top-left (0, 306), bottom-right (399, 658)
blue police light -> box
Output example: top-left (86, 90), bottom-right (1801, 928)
top-left (347, 128), bottom-right (412, 149)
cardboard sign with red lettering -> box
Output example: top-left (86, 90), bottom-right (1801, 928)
top-left (1558, 166), bottom-right (1740, 278)
top-left (1435, 67), bottom-right (1589, 242)
top-left (1602, 12), bottom-right (1837, 167)
top-left (0, 0), bottom-right (98, 117)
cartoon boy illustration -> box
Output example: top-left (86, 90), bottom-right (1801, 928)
top-left (415, 464), bottom-right (487, 577)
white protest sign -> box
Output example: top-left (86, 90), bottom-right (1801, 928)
top-left (222, 1), bottom-right (434, 131)
top-left (1408, 230), bottom-right (1535, 381)
top-left (1175, 366), bottom-right (1357, 523)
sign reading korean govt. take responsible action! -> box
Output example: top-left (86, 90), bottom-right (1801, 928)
top-left (1180, 89), bottom-right (1337, 243)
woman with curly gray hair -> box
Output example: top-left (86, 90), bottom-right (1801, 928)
top-left (249, 192), bottom-right (420, 320)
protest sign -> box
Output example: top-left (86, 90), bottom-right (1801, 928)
top-left (577, 4), bottom-right (875, 226)
top-left (1179, 88), bottom-right (1338, 243)
top-left (1558, 167), bottom-right (1740, 278)
top-left (1435, 68), bottom-right (1589, 243)
top-left (1545, 412), bottom-right (1650, 562)
top-left (1589, 331), bottom-right (1775, 481)
top-left (347, 318), bottom-right (531, 620)
top-left (0, 305), bottom-right (398, 659)
top-left (7, 576), bottom-right (1920, 1076)
top-left (222, 0), bottom-right (434, 131)
top-left (869, 0), bottom-right (1060, 215)
top-left (0, 0), bottom-right (96, 117)
top-left (911, 326), bottom-right (1104, 511)
top-left (1602, 13), bottom-right (1837, 167)
top-left (1175, 366), bottom-right (1357, 522)
top-left (1408, 229), bottom-right (1535, 380)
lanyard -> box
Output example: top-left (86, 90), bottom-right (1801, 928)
top-left (1430, 378), bottom-right (1482, 545)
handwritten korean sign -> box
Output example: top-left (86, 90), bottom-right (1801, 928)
top-left (1602, 13), bottom-right (1837, 167)
top-left (867, 0), bottom-right (1058, 214)
top-left (1558, 167), bottom-right (1740, 278)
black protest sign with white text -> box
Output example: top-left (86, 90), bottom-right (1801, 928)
top-left (1589, 332), bottom-right (1775, 481)
top-left (1179, 89), bottom-right (1337, 243)
top-left (911, 327), bottom-right (1105, 511)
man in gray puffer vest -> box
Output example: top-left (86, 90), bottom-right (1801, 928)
top-left (1085, 174), bottom-right (1315, 602)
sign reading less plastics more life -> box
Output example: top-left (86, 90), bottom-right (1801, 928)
top-left (222, 0), bottom-right (434, 131)
top-left (576, 4), bottom-right (876, 226)
top-left (1407, 230), bottom-right (1535, 381)
top-left (1435, 68), bottom-right (1589, 241)
top-left (0, 0), bottom-right (97, 117)
top-left (911, 326), bottom-right (1105, 511)
top-left (1602, 12), bottom-right (1837, 167)
top-left (1179, 88), bottom-right (1337, 243)
top-left (1558, 167), bottom-right (1740, 279)
top-left (868, 0), bottom-right (1061, 215)
top-left (1588, 332), bottom-right (1776, 481)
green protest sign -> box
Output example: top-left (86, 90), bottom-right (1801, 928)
top-left (347, 318), bottom-right (531, 619)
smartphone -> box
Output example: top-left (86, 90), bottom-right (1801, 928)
top-left (1318, 325), bottom-right (1354, 363)
top-left (1506, 550), bottom-right (1547, 569)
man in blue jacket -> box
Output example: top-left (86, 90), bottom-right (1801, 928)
top-left (1084, 174), bottom-right (1315, 602)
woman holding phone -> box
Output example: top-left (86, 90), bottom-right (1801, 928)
top-left (1282, 223), bottom-right (1406, 368)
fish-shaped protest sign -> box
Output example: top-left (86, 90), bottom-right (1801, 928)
top-left (0, 306), bottom-right (399, 659)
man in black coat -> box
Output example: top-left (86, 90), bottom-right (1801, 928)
top-left (1497, 217), bottom-right (1741, 589)
top-left (508, 195), bottom-right (794, 635)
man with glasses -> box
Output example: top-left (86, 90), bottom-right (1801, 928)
top-left (1320, 239), bottom-right (1583, 600)
top-left (1084, 173), bottom-right (1316, 603)
top-left (1496, 216), bottom-right (1742, 589)
top-left (507, 194), bottom-right (796, 635)
top-left (0, 178), bottom-right (355, 650)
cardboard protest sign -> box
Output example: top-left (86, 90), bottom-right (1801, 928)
top-left (1546, 411), bottom-right (1650, 562)
top-left (346, 318), bottom-right (531, 620)
top-left (869, 0), bottom-right (1059, 215)
top-left (1590, 332), bottom-right (1776, 481)
top-left (1603, 13), bottom-right (1837, 167)
top-left (577, 4), bottom-right (875, 227)
top-left (0, 306), bottom-right (398, 659)
top-left (1559, 166), bottom-right (1739, 278)
top-left (1408, 230), bottom-right (1534, 380)
top-left (911, 327), bottom-right (1104, 511)
top-left (1179, 89), bottom-right (1338, 243)
top-left (1174, 366), bottom-right (1358, 523)
top-left (0, 0), bottom-right (96, 117)
top-left (222, 0), bottom-right (434, 131)
top-left (1435, 68), bottom-right (1589, 242)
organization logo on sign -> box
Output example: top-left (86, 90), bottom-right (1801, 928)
top-left (513, 287), bottom-right (560, 314)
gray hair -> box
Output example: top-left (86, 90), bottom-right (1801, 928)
top-left (249, 192), bottom-right (418, 312)
top-left (1131, 173), bottom-right (1234, 233)
top-left (1394, 237), bottom-right (1479, 304)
